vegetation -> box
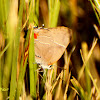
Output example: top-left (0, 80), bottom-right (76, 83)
top-left (0, 0), bottom-right (100, 100)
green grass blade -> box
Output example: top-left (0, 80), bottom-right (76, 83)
top-left (94, 0), bottom-right (100, 16)
top-left (48, 0), bottom-right (60, 27)
top-left (28, 0), bottom-right (39, 98)
top-left (9, 0), bottom-right (24, 100)
top-left (81, 43), bottom-right (91, 99)
top-left (89, 0), bottom-right (100, 25)
top-left (29, 29), bottom-right (37, 98)
top-left (71, 77), bottom-right (87, 100)
top-left (15, 25), bottom-right (30, 100)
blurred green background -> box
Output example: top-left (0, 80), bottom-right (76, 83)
top-left (0, 0), bottom-right (100, 100)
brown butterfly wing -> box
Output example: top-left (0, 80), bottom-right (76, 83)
top-left (34, 28), bottom-right (54, 66)
top-left (34, 26), bottom-right (72, 66)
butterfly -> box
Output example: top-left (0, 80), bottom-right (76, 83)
top-left (34, 26), bottom-right (72, 69)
